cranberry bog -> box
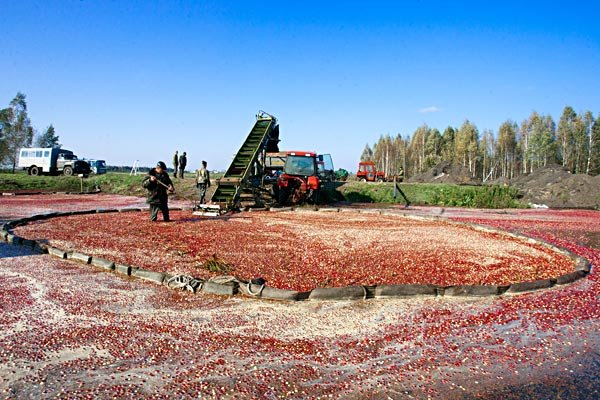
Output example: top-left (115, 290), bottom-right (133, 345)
top-left (1, 194), bottom-right (599, 399)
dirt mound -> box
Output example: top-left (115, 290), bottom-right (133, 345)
top-left (511, 164), bottom-right (600, 209)
top-left (408, 161), bottom-right (480, 185)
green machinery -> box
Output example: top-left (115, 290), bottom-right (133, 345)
top-left (209, 111), bottom-right (280, 209)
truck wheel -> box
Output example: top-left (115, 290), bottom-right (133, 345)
top-left (63, 166), bottom-right (73, 176)
top-left (360, 178), bottom-right (367, 182)
top-left (29, 166), bottom-right (40, 176)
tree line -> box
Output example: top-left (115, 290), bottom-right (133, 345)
top-left (0, 92), bottom-right (61, 170)
top-left (360, 106), bottom-right (600, 181)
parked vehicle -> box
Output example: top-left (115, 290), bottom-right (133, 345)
top-left (17, 147), bottom-right (91, 177)
top-left (356, 161), bottom-right (404, 182)
top-left (276, 151), bottom-right (321, 205)
top-left (356, 161), bottom-right (386, 182)
top-left (88, 159), bottom-right (107, 175)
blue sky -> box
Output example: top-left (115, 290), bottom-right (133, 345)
top-left (1, 1), bottom-right (599, 171)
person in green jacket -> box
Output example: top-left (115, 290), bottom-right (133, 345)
top-left (143, 161), bottom-right (174, 221)
top-left (195, 160), bottom-right (211, 204)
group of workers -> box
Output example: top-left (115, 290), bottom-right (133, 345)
top-left (142, 154), bottom-right (211, 222)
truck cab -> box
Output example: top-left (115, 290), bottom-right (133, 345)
top-left (88, 159), bottom-right (107, 175)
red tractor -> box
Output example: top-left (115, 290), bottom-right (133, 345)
top-left (276, 151), bottom-right (320, 205)
top-left (357, 161), bottom-right (386, 182)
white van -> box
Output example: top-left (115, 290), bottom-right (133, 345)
top-left (17, 147), bottom-right (91, 177)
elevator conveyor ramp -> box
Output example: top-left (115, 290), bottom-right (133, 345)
top-left (209, 112), bottom-right (278, 209)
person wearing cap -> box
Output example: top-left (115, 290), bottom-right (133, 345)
top-left (142, 161), bottom-right (175, 222)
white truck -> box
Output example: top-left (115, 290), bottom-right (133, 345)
top-left (17, 147), bottom-right (91, 177)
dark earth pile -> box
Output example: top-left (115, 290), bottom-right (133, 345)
top-left (407, 160), bottom-right (479, 185)
top-left (407, 161), bottom-right (600, 209)
top-left (509, 164), bottom-right (600, 209)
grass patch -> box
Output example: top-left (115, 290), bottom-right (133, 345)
top-left (338, 182), bottom-right (523, 208)
top-left (0, 172), bottom-right (523, 209)
top-left (0, 171), bottom-right (202, 202)
top-left (201, 255), bottom-right (234, 273)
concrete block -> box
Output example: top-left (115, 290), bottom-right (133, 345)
top-left (506, 279), bottom-right (554, 293)
top-left (47, 247), bottom-right (67, 259)
top-left (200, 282), bottom-right (237, 296)
top-left (114, 263), bottom-right (132, 275)
top-left (444, 285), bottom-right (505, 297)
top-left (260, 287), bottom-right (305, 301)
top-left (556, 270), bottom-right (587, 285)
top-left (308, 286), bottom-right (366, 301)
top-left (132, 268), bottom-right (166, 284)
top-left (238, 283), bottom-right (302, 301)
top-left (91, 257), bottom-right (115, 271)
top-left (68, 252), bottom-right (92, 264)
top-left (374, 284), bottom-right (438, 298)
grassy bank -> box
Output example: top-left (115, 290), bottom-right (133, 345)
top-left (0, 172), bottom-right (200, 202)
top-left (0, 172), bottom-right (523, 208)
top-left (337, 181), bottom-right (522, 208)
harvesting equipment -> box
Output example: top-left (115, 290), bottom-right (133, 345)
top-left (276, 151), bottom-right (321, 205)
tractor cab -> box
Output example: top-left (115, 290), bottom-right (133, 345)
top-left (357, 161), bottom-right (385, 182)
top-left (276, 151), bottom-right (320, 205)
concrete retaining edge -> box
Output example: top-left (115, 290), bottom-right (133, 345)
top-left (132, 268), bottom-right (166, 284)
top-left (375, 284), bottom-right (439, 298)
top-left (47, 247), bottom-right (67, 259)
top-left (201, 281), bottom-right (237, 296)
top-left (309, 286), bottom-right (367, 301)
top-left (1, 206), bottom-right (594, 301)
top-left (506, 278), bottom-right (555, 293)
top-left (68, 251), bottom-right (92, 264)
top-left (91, 257), bottom-right (116, 271)
top-left (443, 285), bottom-right (509, 297)
top-left (114, 263), bottom-right (132, 276)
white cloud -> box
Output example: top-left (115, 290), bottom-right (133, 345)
top-left (419, 106), bottom-right (442, 114)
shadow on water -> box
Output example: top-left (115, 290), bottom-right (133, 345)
top-left (0, 241), bottom-right (40, 259)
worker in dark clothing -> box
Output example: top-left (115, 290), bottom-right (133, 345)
top-left (195, 160), bottom-right (211, 204)
top-left (143, 161), bottom-right (174, 222)
top-left (172, 151), bottom-right (179, 179)
top-left (178, 152), bottom-right (187, 179)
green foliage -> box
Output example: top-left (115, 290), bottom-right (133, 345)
top-left (339, 182), bottom-right (522, 208)
top-left (35, 124), bottom-right (61, 148)
top-left (1, 92), bottom-right (34, 168)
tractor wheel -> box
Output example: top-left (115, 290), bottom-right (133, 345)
top-left (278, 187), bottom-right (289, 206)
top-left (63, 166), bottom-right (73, 176)
top-left (29, 166), bottom-right (40, 176)
top-left (360, 178), bottom-right (367, 182)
